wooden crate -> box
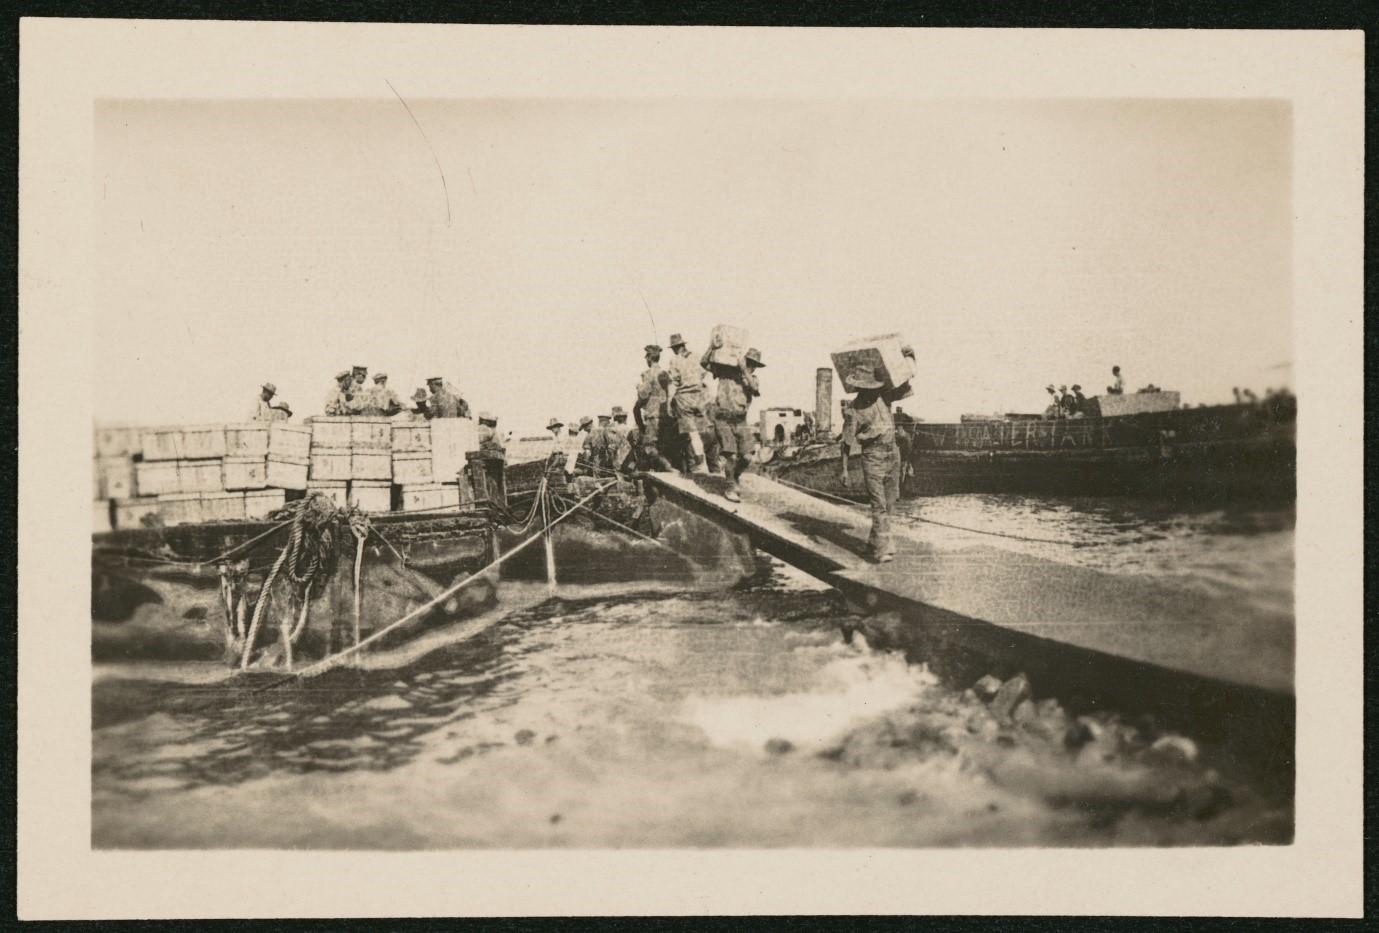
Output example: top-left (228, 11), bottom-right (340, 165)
top-left (391, 450), bottom-right (434, 484)
top-left (392, 421), bottom-right (431, 453)
top-left (157, 493), bottom-right (204, 526)
top-left (351, 417), bottom-right (393, 450)
top-left (225, 423), bottom-right (270, 458)
top-left (202, 491), bottom-right (246, 522)
top-left (244, 489), bottom-right (287, 521)
top-left (430, 418), bottom-right (479, 485)
top-left (223, 456), bottom-right (268, 490)
top-left (93, 500), bottom-right (112, 534)
top-left (351, 451), bottom-right (392, 481)
top-left (707, 323), bottom-right (749, 367)
top-left (348, 480), bottom-right (393, 513)
top-left (310, 450), bottom-right (352, 482)
top-left (181, 424), bottom-right (228, 459)
top-left (266, 455), bottom-right (309, 490)
top-left (96, 457), bottom-right (135, 499)
top-left (400, 483), bottom-right (460, 512)
top-left (309, 417), bottom-right (354, 449)
top-left (140, 427), bottom-right (182, 461)
top-left (268, 423), bottom-right (312, 459)
top-left (135, 460), bottom-right (180, 496)
top-left (179, 459), bottom-right (225, 493)
top-left (95, 425), bottom-right (140, 459)
top-left (306, 480), bottom-right (348, 509)
top-left (832, 333), bottom-right (915, 389)
top-left (114, 497), bottom-right (160, 530)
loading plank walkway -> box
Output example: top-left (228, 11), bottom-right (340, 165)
top-left (645, 471), bottom-right (1292, 702)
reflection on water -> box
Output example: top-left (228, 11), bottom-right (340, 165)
top-left (92, 496), bottom-right (1294, 849)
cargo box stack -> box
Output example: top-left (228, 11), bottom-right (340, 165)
top-left (267, 422), bottom-right (311, 490)
top-left (430, 417), bottom-right (480, 508)
top-left (94, 426), bottom-right (146, 533)
top-left (138, 424), bottom-right (234, 527)
top-left (308, 416), bottom-right (395, 513)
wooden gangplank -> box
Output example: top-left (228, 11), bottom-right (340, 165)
top-left (644, 471), bottom-right (1293, 707)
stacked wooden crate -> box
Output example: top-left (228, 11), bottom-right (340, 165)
top-left (308, 416), bottom-right (395, 513)
top-left (393, 417), bottom-right (480, 513)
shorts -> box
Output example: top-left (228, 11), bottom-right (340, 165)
top-left (714, 416), bottom-right (753, 457)
top-left (672, 400), bottom-right (708, 435)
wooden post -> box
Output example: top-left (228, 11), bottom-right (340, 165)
top-left (541, 485), bottom-right (557, 592)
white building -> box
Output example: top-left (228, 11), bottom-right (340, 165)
top-left (759, 407), bottom-right (807, 446)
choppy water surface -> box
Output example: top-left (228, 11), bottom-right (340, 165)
top-left (93, 495), bottom-right (1294, 848)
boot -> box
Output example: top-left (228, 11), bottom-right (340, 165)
top-left (722, 463), bottom-right (741, 502)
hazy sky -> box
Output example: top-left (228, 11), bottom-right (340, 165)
top-left (95, 98), bottom-right (1290, 432)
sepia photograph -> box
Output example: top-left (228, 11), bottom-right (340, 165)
top-left (18, 19), bottom-right (1363, 919)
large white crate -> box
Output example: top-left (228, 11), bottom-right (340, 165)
top-left (94, 425), bottom-right (140, 459)
top-left (244, 489), bottom-right (287, 521)
top-left (269, 423), bottom-right (312, 459)
top-left (831, 333), bottom-right (915, 389)
top-left (179, 459), bottom-right (225, 493)
top-left (225, 423), bottom-right (270, 458)
top-left (309, 417), bottom-right (354, 449)
top-left (1092, 391), bottom-right (1181, 417)
top-left (202, 491), bottom-right (246, 522)
top-left (348, 480), bottom-right (393, 513)
top-left (306, 480), bottom-right (348, 509)
top-left (113, 497), bottom-right (160, 530)
top-left (391, 450), bottom-right (434, 484)
top-left (135, 460), bottom-right (180, 496)
top-left (266, 455), bottom-right (309, 490)
top-left (96, 456), bottom-right (135, 499)
top-left (400, 483), bottom-right (460, 512)
top-left (181, 424), bottom-right (228, 460)
top-left (392, 421), bottom-right (431, 453)
top-left (140, 427), bottom-right (183, 461)
top-left (351, 418), bottom-right (392, 450)
top-left (430, 418), bottom-right (479, 485)
top-left (223, 456), bottom-right (268, 490)
top-left (310, 450), bottom-right (352, 481)
top-left (352, 451), bottom-right (392, 481)
top-left (157, 493), bottom-right (204, 526)
top-left (707, 323), bottom-right (749, 367)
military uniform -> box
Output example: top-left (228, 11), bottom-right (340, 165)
top-left (702, 347), bottom-right (763, 499)
top-left (636, 356), bottom-right (670, 466)
top-left (324, 372), bottom-right (359, 416)
top-left (666, 336), bottom-right (712, 473)
top-left (846, 366), bottom-right (908, 562)
top-left (427, 386), bottom-right (464, 419)
top-left (251, 397), bottom-right (277, 421)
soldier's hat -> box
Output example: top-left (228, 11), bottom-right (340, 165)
top-left (611, 406), bottom-right (627, 418)
top-left (374, 372), bottom-right (388, 382)
top-left (273, 400), bottom-right (293, 415)
top-left (1072, 384), bottom-right (1082, 391)
top-left (597, 413), bottom-right (611, 422)
top-left (335, 369), bottom-right (351, 381)
top-left (744, 348), bottom-right (765, 368)
top-left (845, 365), bottom-right (884, 391)
top-left (478, 411), bottom-right (497, 424)
top-left (579, 415), bottom-right (594, 428)
top-left (427, 375), bottom-right (442, 383)
top-left (546, 417), bottom-right (564, 430)
top-left (1046, 384), bottom-right (1056, 392)
top-left (1059, 384), bottom-right (1068, 392)
top-left (261, 382), bottom-right (277, 393)
top-left (412, 388), bottom-right (429, 402)
top-left (352, 365), bottom-right (367, 373)
top-left (644, 343), bottom-right (662, 354)
top-left (668, 333), bottom-right (686, 348)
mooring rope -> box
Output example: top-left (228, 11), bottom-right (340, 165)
top-left (277, 478), bottom-right (619, 681)
top-left (771, 476), bottom-right (1091, 547)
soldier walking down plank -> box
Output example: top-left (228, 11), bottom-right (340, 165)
top-left (702, 339), bottom-right (764, 502)
top-left (635, 343), bottom-right (674, 472)
top-left (844, 352), bottom-right (914, 563)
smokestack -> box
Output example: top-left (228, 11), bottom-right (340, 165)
top-left (815, 367), bottom-right (833, 436)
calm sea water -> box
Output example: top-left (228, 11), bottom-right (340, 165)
top-left (92, 494), bottom-right (1294, 848)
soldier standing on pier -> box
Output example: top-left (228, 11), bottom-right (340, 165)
top-left (702, 339), bottom-right (764, 502)
top-left (666, 333), bottom-right (711, 474)
top-left (635, 343), bottom-right (674, 471)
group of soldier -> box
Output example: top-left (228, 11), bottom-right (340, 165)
top-left (321, 365), bottom-right (474, 421)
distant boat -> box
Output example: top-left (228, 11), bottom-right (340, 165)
top-left (764, 390), bottom-right (1296, 505)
